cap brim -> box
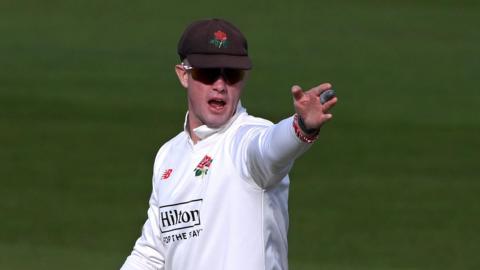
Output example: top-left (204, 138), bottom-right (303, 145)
top-left (186, 54), bottom-right (252, 70)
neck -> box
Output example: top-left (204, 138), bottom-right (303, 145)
top-left (187, 117), bottom-right (202, 144)
top-left (185, 101), bottom-right (242, 144)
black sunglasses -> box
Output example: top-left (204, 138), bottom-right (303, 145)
top-left (183, 64), bottom-right (245, 85)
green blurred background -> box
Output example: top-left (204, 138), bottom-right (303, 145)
top-left (1, 0), bottom-right (479, 269)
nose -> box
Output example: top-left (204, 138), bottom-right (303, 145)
top-left (212, 76), bottom-right (226, 93)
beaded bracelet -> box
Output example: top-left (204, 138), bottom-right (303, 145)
top-left (293, 114), bottom-right (319, 143)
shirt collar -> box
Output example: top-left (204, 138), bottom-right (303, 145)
top-left (184, 101), bottom-right (246, 140)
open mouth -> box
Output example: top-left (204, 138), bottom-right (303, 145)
top-left (208, 99), bottom-right (226, 111)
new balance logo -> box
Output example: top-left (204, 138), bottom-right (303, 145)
top-left (161, 169), bottom-right (173, 180)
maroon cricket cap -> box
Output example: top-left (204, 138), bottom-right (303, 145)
top-left (177, 18), bottom-right (252, 70)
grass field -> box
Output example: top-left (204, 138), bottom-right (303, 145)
top-left (1, 0), bottom-right (479, 269)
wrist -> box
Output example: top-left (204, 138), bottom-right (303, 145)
top-left (297, 114), bottom-right (319, 135)
top-left (293, 114), bottom-right (319, 143)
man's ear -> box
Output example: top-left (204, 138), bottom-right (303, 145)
top-left (175, 65), bottom-right (189, 88)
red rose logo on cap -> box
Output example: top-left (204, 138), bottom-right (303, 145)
top-left (214, 31), bottom-right (227, 41)
top-left (210, 30), bottom-right (228, 48)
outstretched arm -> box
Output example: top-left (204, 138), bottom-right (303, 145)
top-left (234, 83), bottom-right (338, 188)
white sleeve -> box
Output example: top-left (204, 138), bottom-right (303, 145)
top-left (232, 115), bottom-right (312, 189)
top-left (120, 177), bottom-right (165, 270)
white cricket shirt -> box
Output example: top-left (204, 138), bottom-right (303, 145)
top-left (121, 104), bottom-right (312, 270)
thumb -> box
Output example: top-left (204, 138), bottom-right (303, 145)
top-left (291, 85), bottom-right (304, 101)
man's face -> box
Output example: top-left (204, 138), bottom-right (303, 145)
top-left (176, 64), bottom-right (247, 129)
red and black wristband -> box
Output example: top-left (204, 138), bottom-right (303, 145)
top-left (293, 114), bottom-right (319, 144)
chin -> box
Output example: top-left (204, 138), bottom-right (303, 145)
top-left (205, 121), bottom-right (226, 129)
top-left (205, 116), bottom-right (229, 128)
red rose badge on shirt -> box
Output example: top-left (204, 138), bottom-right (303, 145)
top-left (194, 155), bottom-right (213, 177)
top-left (210, 30), bottom-right (228, 48)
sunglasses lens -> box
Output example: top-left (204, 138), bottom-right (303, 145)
top-left (223, 69), bottom-right (245, 84)
top-left (190, 68), bottom-right (245, 84)
top-left (191, 69), bottom-right (221, 84)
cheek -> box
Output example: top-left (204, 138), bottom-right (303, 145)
top-left (187, 85), bottom-right (208, 111)
top-left (230, 87), bottom-right (244, 103)
top-left (187, 81), bottom-right (206, 99)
